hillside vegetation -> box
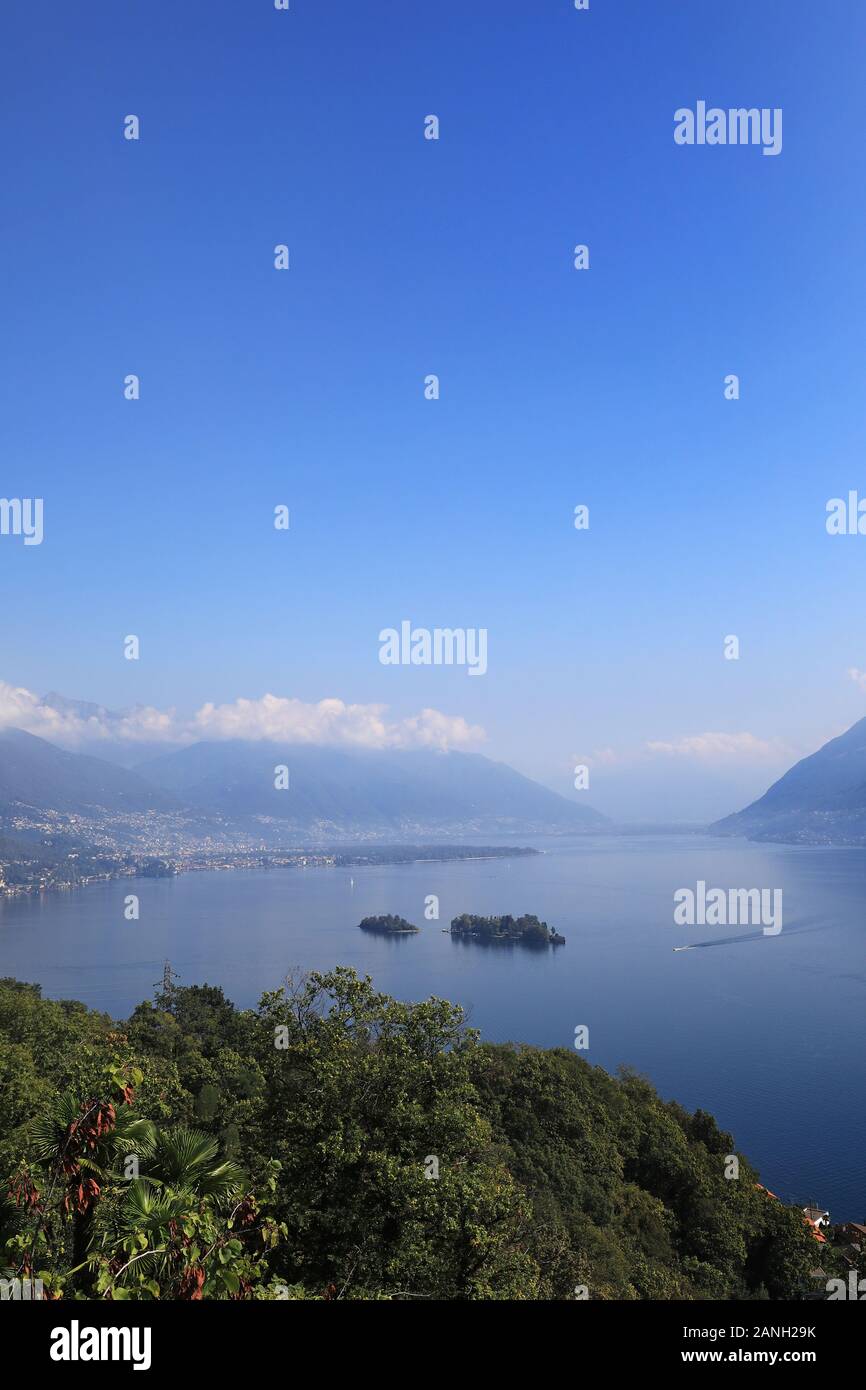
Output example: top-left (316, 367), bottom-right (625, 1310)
top-left (0, 970), bottom-right (819, 1300)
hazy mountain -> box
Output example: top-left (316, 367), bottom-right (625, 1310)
top-left (41, 691), bottom-right (120, 724)
top-left (136, 741), bottom-right (609, 837)
top-left (38, 693), bottom-right (173, 767)
top-left (0, 726), bottom-right (608, 840)
top-left (0, 728), bottom-right (180, 815)
top-left (712, 717), bottom-right (866, 844)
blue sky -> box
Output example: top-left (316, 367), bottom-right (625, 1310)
top-left (1, 0), bottom-right (865, 820)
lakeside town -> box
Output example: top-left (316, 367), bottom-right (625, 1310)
top-left (757, 1189), bottom-right (866, 1296)
top-left (0, 812), bottom-right (538, 898)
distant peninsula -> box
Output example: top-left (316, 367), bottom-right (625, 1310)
top-left (358, 914), bottom-right (420, 935)
top-left (0, 838), bottom-right (539, 900)
top-left (333, 844), bottom-right (539, 866)
top-left (450, 913), bottom-right (565, 946)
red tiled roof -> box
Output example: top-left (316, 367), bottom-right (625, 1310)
top-left (803, 1217), bottom-right (827, 1244)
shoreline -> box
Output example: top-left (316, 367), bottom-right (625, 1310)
top-left (0, 843), bottom-right (540, 900)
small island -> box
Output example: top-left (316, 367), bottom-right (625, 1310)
top-left (358, 914), bottom-right (420, 935)
top-left (450, 913), bottom-right (565, 946)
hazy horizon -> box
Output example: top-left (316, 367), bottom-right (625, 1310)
top-left (0, 673), bottom-right (842, 826)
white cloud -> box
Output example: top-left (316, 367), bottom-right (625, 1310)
top-left (569, 735), bottom-right (791, 770)
top-left (0, 683), bottom-right (174, 745)
top-left (848, 667), bottom-right (866, 692)
top-left (0, 681), bottom-right (485, 753)
top-left (191, 695), bottom-right (484, 750)
top-left (645, 731), bottom-right (789, 763)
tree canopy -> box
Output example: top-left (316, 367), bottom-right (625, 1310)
top-left (0, 971), bottom-right (820, 1300)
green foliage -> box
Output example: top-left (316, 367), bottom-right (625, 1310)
top-left (0, 970), bottom-right (818, 1301)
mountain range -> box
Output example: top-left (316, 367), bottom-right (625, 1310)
top-left (8, 691), bottom-right (866, 846)
top-left (712, 716), bottom-right (866, 845)
top-left (0, 728), bottom-right (179, 815)
top-left (0, 726), bottom-right (607, 842)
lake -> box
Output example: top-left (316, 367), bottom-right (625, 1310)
top-left (1, 833), bottom-right (864, 1219)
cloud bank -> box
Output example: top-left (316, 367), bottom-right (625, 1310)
top-left (571, 731), bottom-right (795, 772)
top-left (645, 731), bottom-right (790, 762)
top-left (0, 682), bottom-right (486, 753)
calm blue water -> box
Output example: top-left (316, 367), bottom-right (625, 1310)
top-left (1, 834), bottom-right (864, 1218)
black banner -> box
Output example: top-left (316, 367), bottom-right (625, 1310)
top-left (5, 1296), bottom-right (860, 1376)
